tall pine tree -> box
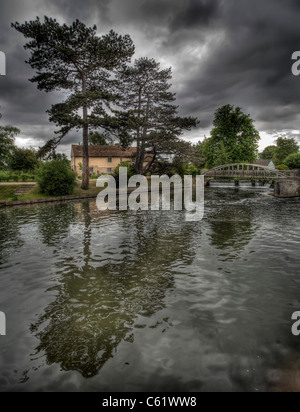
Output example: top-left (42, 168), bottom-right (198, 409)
top-left (13, 17), bottom-right (135, 188)
top-left (117, 58), bottom-right (199, 174)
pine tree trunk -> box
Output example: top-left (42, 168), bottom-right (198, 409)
top-left (82, 74), bottom-right (89, 189)
top-left (137, 96), bottom-right (150, 175)
top-left (135, 88), bottom-right (142, 174)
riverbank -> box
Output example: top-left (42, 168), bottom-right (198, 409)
top-left (0, 181), bottom-right (101, 208)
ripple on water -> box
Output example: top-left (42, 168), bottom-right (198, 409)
top-left (0, 193), bottom-right (299, 391)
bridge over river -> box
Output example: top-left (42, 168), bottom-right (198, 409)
top-left (202, 163), bottom-right (300, 197)
top-left (203, 163), bottom-right (296, 179)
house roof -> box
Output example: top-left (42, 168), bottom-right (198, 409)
top-left (254, 159), bottom-right (274, 167)
top-left (72, 144), bottom-right (136, 158)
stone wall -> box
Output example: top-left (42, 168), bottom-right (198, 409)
top-left (274, 178), bottom-right (300, 198)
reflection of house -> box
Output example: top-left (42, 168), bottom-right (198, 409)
top-left (71, 144), bottom-right (136, 175)
top-left (254, 159), bottom-right (276, 169)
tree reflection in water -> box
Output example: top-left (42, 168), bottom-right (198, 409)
top-left (30, 201), bottom-right (195, 378)
top-left (206, 191), bottom-right (258, 261)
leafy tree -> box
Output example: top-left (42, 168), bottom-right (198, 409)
top-left (274, 137), bottom-right (299, 165)
top-left (203, 139), bottom-right (230, 168)
top-left (52, 153), bottom-right (70, 167)
top-left (204, 105), bottom-right (260, 168)
top-left (13, 17), bottom-right (135, 189)
top-left (260, 145), bottom-right (277, 160)
top-left (0, 113), bottom-right (20, 168)
top-left (283, 152), bottom-right (300, 169)
top-left (37, 160), bottom-right (76, 196)
top-left (9, 147), bottom-right (39, 172)
top-left (116, 58), bottom-right (199, 174)
top-left (192, 140), bottom-right (206, 168)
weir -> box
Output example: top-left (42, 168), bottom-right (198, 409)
top-left (208, 179), bottom-right (272, 189)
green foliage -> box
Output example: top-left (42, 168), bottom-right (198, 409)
top-left (192, 140), bottom-right (206, 168)
top-left (89, 131), bottom-right (111, 146)
top-left (0, 171), bottom-right (36, 182)
top-left (9, 147), bottom-right (39, 172)
top-left (260, 145), bottom-right (277, 160)
top-left (52, 153), bottom-right (70, 166)
top-left (0, 113), bottom-right (20, 168)
top-left (277, 164), bottom-right (290, 171)
top-left (13, 17), bottom-right (135, 187)
top-left (283, 152), bottom-right (300, 169)
top-left (0, 186), bottom-right (20, 200)
top-left (117, 58), bottom-right (199, 174)
top-left (37, 160), bottom-right (76, 196)
top-left (186, 164), bottom-right (200, 177)
top-left (113, 161), bottom-right (135, 180)
top-left (0, 171), bottom-right (10, 181)
top-left (274, 138), bottom-right (299, 165)
top-left (204, 105), bottom-right (260, 168)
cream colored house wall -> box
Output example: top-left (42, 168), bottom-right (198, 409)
top-left (72, 156), bottom-right (132, 175)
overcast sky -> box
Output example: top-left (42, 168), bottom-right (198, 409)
top-left (1, 0), bottom-right (300, 156)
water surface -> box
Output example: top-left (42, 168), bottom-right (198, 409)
top-left (0, 188), bottom-right (300, 392)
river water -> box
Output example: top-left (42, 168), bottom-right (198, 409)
top-left (0, 188), bottom-right (300, 392)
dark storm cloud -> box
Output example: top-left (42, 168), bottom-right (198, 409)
top-left (169, 0), bottom-right (220, 31)
top-left (49, 0), bottom-right (110, 25)
top-left (0, 0), bottom-right (300, 153)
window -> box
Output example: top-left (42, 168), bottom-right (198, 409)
top-left (120, 158), bottom-right (123, 163)
top-left (108, 157), bottom-right (112, 163)
top-left (90, 167), bottom-right (94, 173)
top-left (107, 168), bottom-right (112, 173)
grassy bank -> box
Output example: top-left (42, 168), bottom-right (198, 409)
top-left (0, 186), bottom-right (19, 200)
top-left (0, 181), bottom-right (100, 202)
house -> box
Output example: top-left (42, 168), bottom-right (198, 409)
top-left (71, 144), bottom-right (136, 175)
top-left (254, 159), bottom-right (276, 169)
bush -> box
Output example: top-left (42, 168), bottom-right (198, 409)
top-left (113, 161), bottom-right (136, 187)
top-left (277, 164), bottom-right (290, 171)
top-left (283, 153), bottom-right (300, 169)
top-left (186, 164), bottom-right (200, 177)
top-left (37, 160), bottom-right (76, 196)
top-left (114, 161), bottom-right (135, 179)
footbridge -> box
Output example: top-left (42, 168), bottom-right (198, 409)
top-left (203, 163), bottom-right (293, 179)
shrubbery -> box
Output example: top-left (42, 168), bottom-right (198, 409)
top-left (277, 164), bottom-right (290, 171)
top-left (283, 153), bottom-right (300, 169)
top-left (114, 161), bottom-right (136, 178)
top-left (0, 171), bottom-right (36, 182)
top-left (186, 164), bottom-right (200, 177)
top-left (37, 160), bottom-right (76, 196)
